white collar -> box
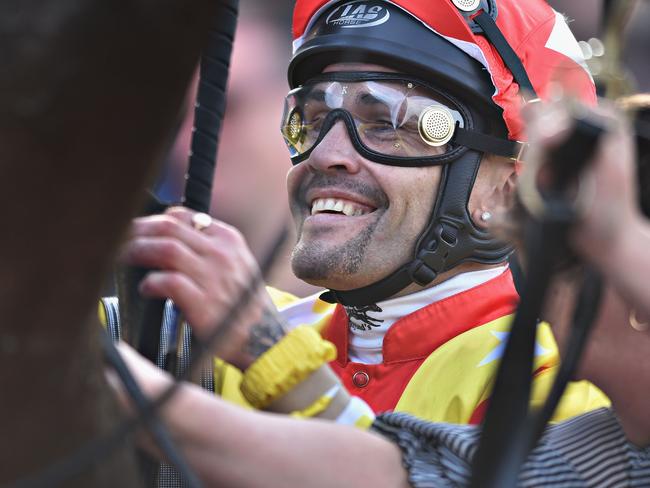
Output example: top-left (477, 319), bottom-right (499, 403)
top-left (346, 265), bottom-right (508, 364)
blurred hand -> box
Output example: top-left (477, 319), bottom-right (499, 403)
top-left (521, 100), bottom-right (650, 447)
top-left (120, 206), bottom-right (283, 369)
top-left (521, 100), bottom-right (638, 265)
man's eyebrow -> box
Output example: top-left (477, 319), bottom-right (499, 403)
top-left (302, 88), bottom-right (326, 102)
top-left (357, 92), bottom-right (389, 106)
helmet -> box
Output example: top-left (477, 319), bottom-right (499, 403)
top-left (286, 0), bottom-right (595, 305)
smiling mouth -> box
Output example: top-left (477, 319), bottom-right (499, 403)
top-left (310, 197), bottom-right (375, 217)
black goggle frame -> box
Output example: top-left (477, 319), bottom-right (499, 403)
top-left (283, 71), bottom-right (523, 167)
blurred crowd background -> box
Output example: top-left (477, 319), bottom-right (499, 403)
top-left (154, 0), bottom-right (650, 298)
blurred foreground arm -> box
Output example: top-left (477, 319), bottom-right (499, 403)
top-left (571, 108), bottom-right (650, 317)
top-left (524, 100), bottom-right (650, 317)
top-left (524, 99), bottom-right (650, 446)
top-left (111, 342), bottom-right (409, 488)
top-left (111, 340), bottom-right (650, 487)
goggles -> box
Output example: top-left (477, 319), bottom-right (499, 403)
top-left (281, 72), bottom-right (524, 166)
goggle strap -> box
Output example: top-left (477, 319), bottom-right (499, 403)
top-left (453, 126), bottom-right (524, 161)
top-left (472, 10), bottom-right (538, 101)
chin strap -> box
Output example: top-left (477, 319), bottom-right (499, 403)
top-left (319, 148), bottom-right (512, 306)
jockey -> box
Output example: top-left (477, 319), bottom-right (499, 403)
top-left (270, 0), bottom-right (608, 423)
top-left (111, 0), bottom-right (608, 426)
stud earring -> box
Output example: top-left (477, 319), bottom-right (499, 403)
top-left (480, 211), bottom-right (492, 222)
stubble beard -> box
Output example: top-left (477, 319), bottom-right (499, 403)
top-left (290, 223), bottom-right (376, 283)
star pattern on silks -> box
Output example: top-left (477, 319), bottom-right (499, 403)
top-left (477, 330), bottom-right (551, 367)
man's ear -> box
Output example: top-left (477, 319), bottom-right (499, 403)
top-left (469, 155), bottom-right (518, 229)
top-left (501, 163), bottom-right (518, 207)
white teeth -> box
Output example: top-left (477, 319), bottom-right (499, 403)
top-left (310, 197), bottom-right (371, 216)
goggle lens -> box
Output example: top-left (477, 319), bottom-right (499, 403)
top-left (281, 74), bottom-right (465, 162)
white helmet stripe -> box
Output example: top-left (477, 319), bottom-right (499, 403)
top-left (544, 10), bottom-right (594, 82)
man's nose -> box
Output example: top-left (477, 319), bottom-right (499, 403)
top-left (305, 120), bottom-right (362, 174)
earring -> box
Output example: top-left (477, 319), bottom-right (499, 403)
top-left (630, 309), bottom-right (649, 332)
top-left (480, 211), bottom-right (492, 222)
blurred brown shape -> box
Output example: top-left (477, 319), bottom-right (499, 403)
top-left (0, 0), bottom-right (215, 485)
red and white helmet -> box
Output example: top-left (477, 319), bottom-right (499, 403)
top-left (290, 0), bottom-right (595, 142)
top-left (286, 0), bottom-right (595, 305)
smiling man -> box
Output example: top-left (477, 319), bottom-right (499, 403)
top-left (117, 0), bottom-right (608, 426)
top-left (287, 65), bottom-right (446, 289)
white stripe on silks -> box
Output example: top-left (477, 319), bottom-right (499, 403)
top-left (334, 395), bottom-right (375, 426)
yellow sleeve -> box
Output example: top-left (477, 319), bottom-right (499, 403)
top-left (99, 289), bottom-right (333, 409)
top-left (215, 287), bottom-right (300, 408)
top-left (266, 286), bottom-right (299, 309)
top-left (217, 287), bottom-right (336, 407)
top-left (98, 301), bottom-right (107, 327)
top-left (530, 322), bottom-right (611, 422)
top-left (213, 358), bottom-right (253, 408)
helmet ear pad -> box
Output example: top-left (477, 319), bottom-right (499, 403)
top-left (410, 106), bottom-right (512, 286)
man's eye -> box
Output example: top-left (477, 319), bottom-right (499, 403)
top-left (303, 108), bottom-right (328, 124)
top-left (362, 123), bottom-right (398, 143)
top-left (303, 115), bottom-right (323, 131)
top-left (376, 120), bottom-right (394, 128)
top-left (365, 121), bottom-right (394, 133)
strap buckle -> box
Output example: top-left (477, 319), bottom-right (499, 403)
top-left (510, 141), bottom-right (529, 162)
top-left (408, 225), bottom-right (458, 286)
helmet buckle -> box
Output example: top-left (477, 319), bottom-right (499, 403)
top-left (409, 260), bottom-right (438, 286)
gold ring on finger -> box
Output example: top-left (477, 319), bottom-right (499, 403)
top-left (191, 212), bottom-right (212, 232)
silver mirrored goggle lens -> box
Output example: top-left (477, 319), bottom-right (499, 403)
top-left (281, 78), bottom-right (465, 160)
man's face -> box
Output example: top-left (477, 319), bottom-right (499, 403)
top-left (287, 63), bottom-right (442, 291)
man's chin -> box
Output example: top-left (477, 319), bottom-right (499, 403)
top-left (290, 219), bottom-right (377, 287)
top-left (290, 248), bottom-right (342, 284)
top-left (291, 243), bottom-right (363, 285)
top-left (292, 269), bottom-right (366, 291)
top-left (293, 268), bottom-right (392, 293)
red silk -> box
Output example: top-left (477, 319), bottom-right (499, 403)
top-left (291, 0), bottom-right (596, 142)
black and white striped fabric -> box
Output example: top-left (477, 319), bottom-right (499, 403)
top-left (101, 297), bottom-right (213, 488)
top-left (374, 408), bottom-right (650, 487)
